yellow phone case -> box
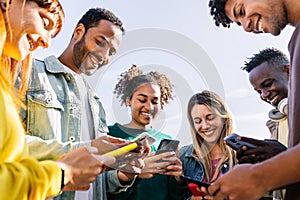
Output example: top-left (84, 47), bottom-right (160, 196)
top-left (102, 142), bottom-right (138, 156)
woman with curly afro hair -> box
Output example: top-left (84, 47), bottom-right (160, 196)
top-left (107, 64), bottom-right (185, 200)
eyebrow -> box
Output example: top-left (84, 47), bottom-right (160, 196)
top-left (137, 94), bottom-right (159, 100)
top-left (137, 94), bottom-right (148, 98)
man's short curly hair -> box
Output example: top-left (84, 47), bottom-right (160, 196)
top-left (77, 8), bottom-right (125, 33)
top-left (242, 47), bottom-right (290, 73)
top-left (208, 0), bottom-right (232, 28)
top-left (114, 64), bottom-right (174, 109)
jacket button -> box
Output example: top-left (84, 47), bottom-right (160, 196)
top-left (45, 97), bottom-right (52, 104)
top-left (65, 75), bottom-right (71, 81)
top-left (69, 136), bottom-right (76, 142)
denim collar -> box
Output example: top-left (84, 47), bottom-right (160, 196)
top-left (44, 55), bottom-right (70, 74)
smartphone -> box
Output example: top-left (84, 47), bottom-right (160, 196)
top-left (188, 183), bottom-right (207, 197)
top-left (131, 132), bottom-right (157, 146)
top-left (180, 175), bottom-right (210, 188)
top-left (102, 142), bottom-right (138, 156)
top-left (155, 139), bottom-right (180, 154)
top-left (224, 133), bottom-right (256, 151)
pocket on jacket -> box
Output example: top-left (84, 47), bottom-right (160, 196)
top-left (26, 91), bottom-right (64, 140)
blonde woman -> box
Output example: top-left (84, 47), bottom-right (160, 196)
top-left (176, 90), bottom-right (237, 199)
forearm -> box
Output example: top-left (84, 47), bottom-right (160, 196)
top-left (26, 135), bottom-right (91, 161)
top-left (253, 144), bottom-right (300, 191)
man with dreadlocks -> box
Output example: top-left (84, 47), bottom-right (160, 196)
top-left (206, 0), bottom-right (300, 199)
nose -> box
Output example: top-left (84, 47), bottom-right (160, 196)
top-left (241, 18), bottom-right (252, 32)
top-left (143, 100), bottom-right (152, 110)
top-left (102, 48), bottom-right (113, 65)
top-left (37, 33), bottom-right (51, 48)
top-left (199, 120), bottom-right (210, 130)
top-left (102, 55), bottom-right (110, 66)
top-left (260, 89), bottom-right (270, 101)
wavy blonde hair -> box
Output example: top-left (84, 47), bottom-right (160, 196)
top-left (187, 90), bottom-right (237, 182)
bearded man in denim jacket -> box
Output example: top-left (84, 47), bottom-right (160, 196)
top-left (19, 8), bottom-right (137, 200)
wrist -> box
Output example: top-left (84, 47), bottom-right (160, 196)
top-left (117, 170), bottom-right (137, 182)
top-left (251, 163), bottom-right (272, 193)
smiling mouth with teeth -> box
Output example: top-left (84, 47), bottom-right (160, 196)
top-left (268, 96), bottom-right (278, 106)
top-left (89, 53), bottom-right (104, 68)
top-left (255, 17), bottom-right (263, 33)
top-left (202, 130), bottom-right (214, 137)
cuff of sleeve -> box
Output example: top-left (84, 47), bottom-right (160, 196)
top-left (106, 170), bottom-right (136, 193)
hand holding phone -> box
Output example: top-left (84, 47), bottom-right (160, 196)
top-left (188, 183), bottom-right (207, 197)
top-left (180, 175), bottom-right (210, 197)
top-left (224, 133), bottom-right (256, 151)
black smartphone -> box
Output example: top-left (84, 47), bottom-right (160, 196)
top-left (224, 133), bottom-right (256, 151)
top-left (180, 175), bottom-right (210, 188)
top-left (155, 139), bottom-right (179, 154)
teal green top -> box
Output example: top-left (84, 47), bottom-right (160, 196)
top-left (107, 123), bottom-right (186, 200)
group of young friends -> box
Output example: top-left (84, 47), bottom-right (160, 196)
top-left (1, 0), bottom-right (300, 199)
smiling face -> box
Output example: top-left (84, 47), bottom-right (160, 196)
top-left (4, 0), bottom-right (60, 60)
top-left (224, 0), bottom-right (288, 35)
top-left (249, 61), bottom-right (289, 107)
top-left (191, 104), bottom-right (224, 144)
top-left (72, 19), bottom-right (122, 75)
top-left (128, 83), bottom-right (161, 129)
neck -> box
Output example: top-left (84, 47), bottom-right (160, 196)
top-left (209, 145), bottom-right (223, 160)
top-left (58, 45), bottom-right (80, 74)
top-left (123, 122), bottom-right (147, 130)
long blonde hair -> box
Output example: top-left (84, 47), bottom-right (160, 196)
top-left (187, 90), bottom-right (237, 182)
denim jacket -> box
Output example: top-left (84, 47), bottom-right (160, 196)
top-left (20, 55), bottom-right (133, 200)
top-left (179, 144), bottom-right (230, 199)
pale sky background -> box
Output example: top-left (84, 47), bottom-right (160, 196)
top-left (34, 0), bottom-right (294, 147)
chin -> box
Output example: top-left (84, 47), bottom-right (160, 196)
top-left (271, 28), bottom-right (282, 36)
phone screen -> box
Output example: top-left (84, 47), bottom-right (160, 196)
top-left (155, 139), bottom-right (179, 154)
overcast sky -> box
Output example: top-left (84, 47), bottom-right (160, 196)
top-left (34, 0), bottom-right (294, 146)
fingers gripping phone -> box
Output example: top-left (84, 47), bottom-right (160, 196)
top-left (180, 175), bottom-right (210, 188)
top-left (180, 175), bottom-right (210, 197)
top-left (224, 133), bottom-right (256, 151)
top-left (188, 183), bottom-right (207, 197)
top-left (155, 139), bottom-right (180, 154)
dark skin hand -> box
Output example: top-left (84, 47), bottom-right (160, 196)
top-left (235, 136), bottom-right (287, 164)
